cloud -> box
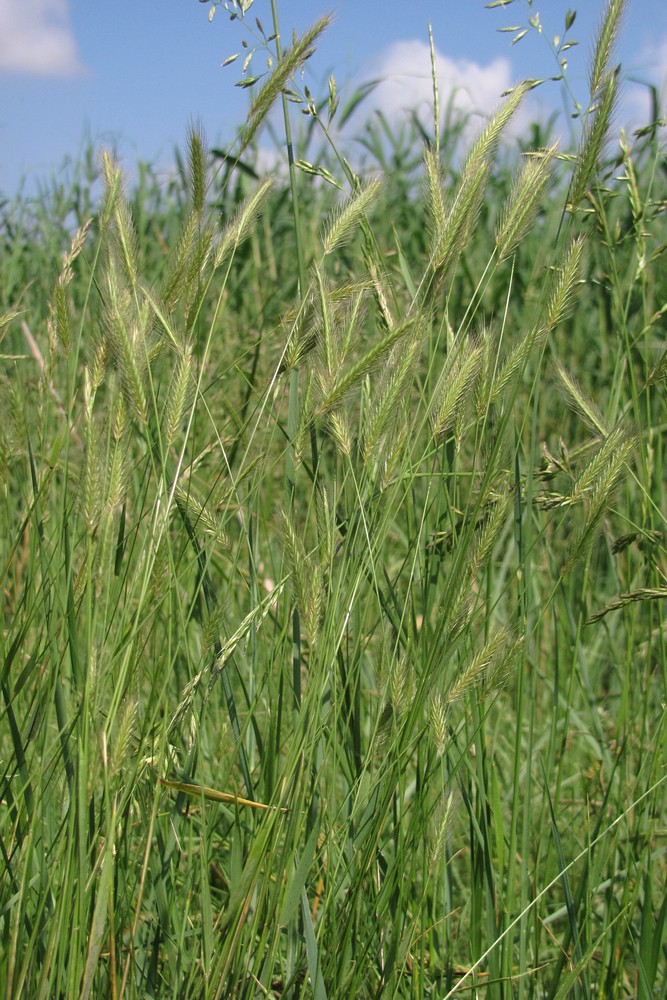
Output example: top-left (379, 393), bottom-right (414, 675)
top-left (354, 39), bottom-right (535, 138)
top-left (618, 32), bottom-right (667, 134)
top-left (370, 41), bottom-right (512, 119)
top-left (637, 31), bottom-right (667, 88)
top-left (0, 0), bottom-right (87, 76)
top-left (622, 83), bottom-right (663, 134)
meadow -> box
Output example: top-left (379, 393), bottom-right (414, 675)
top-left (0, 0), bottom-right (666, 996)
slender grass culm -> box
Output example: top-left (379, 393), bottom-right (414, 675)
top-left (0, 0), bottom-right (665, 996)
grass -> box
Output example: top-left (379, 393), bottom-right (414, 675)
top-left (1, 0), bottom-right (666, 996)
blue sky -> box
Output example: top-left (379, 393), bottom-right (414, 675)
top-left (1, 0), bottom-right (666, 196)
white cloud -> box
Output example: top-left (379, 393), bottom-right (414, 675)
top-left (253, 145), bottom-right (288, 178)
top-left (638, 32), bottom-right (667, 88)
top-left (0, 0), bottom-right (87, 76)
top-left (617, 32), bottom-right (667, 135)
top-left (368, 40), bottom-right (514, 123)
top-left (622, 83), bottom-right (662, 134)
top-left (351, 39), bottom-right (539, 143)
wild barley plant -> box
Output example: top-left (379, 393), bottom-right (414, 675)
top-left (0, 0), bottom-right (665, 996)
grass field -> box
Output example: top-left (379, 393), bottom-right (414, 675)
top-left (1, 0), bottom-right (666, 996)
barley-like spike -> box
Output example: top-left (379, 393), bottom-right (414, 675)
top-left (439, 482), bottom-right (512, 640)
top-left (429, 791), bottom-right (455, 873)
top-left (183, 226), bottom-right (216, 327)
top-left (589, 0), bottom-right (626, 100)
top-left (490, 326), bottom-right (543, 407)
top-left (313, 265), bottom-right (336, 376)
top-left (388, 653), bottom-right (415, 717)
top-left (430, 157), bottom-right (489, 285)
top-left (568, 70), bottom-right (618, 214)
top-left (310, 285), bottom-right (365, 402)
top-left (280, 509), bottom-right (323, 642)
top-left (362, 333), bottom-right (421, 462)
top-left (112, 188), bottom-right (139, 291)
top-left (282, 297), bottom-right (318, 373)
top-left (280, 509), bottom-right (308, 619)
top-left (110, 391), bottom-right (126, 443)
top-left (472, 490), bottom-right (512, 572)
top-left (363, 243), bottom-right (394, 331)
top-left (447, 626), bottom-right (513, 704)
top-left (587, 587), bottom-right (667, 624)
top-left (173, 486), bottom-right (228, 546)
top-left (81, 372), bottom-right (101, 533)
top-left (466, 80), bottom-right (530, 173)
top-left (239, 15), bottom-right (332, 152)
top-left (149, 535), bottom-right (170, 608)
top-left (314, 321), bottom-right (412, 417)
top-left (378, 420), bottom-right (411, 490)
top-left (315, 485), bottom-right (335, 574)
top-left (324, 410), bottom-right (353, 458)
top-left (111, 699), bottom-right (137, 777)
top-left (545, 237), bottom-right (585, 331)
top-left (89, 337), bottom-right (108, 393)
top-left (338, 289), bottom-right (366, 364)
top-left (569, 425), bottom-right (629, 503)
top-left (495, 144), bottom-right (558, 262)
top-left (66, 218), bottom-right (92, 269)
top-left (321, 178), bottom-right (383, 255)
top-left (100, 151), bottom-right (122, 230)
top-left (138, 283), bottom-right (180, 352)
top-left (109, 309), bottom-right (149, 426)
top-left (564, 432), bottom-right (635, 573)
top-left (106, 436), bottom-right (128, 515)
top-left (163, 346), bottom-right (193, 448)
top-left (553, 360), bottom-right (607, 436)
top-left (167, 221), bottom-right (215, 328)
top-left (473, 326), bottom-right (494, 418)
top-left (52, 282), bottom-right (70, 357)
top-left (49, 219), bottom-right (92, 357)
top-left (303, 560), bottom-right (323, 645)
top-left (646, 347), bottom-right (667, 387)
top-left (431, 341), bottom-right (485, 439)
top-left (202, 605), bottom-right (227, 660)
top-left (428, 81), bottom-right (531, 283)
top-left (186, 222), bottom-right (215, 283)
top-left (169, 588), bottom-right (283, 733)
top-left (429, 691), bottom-right (448, 757)
top-left (423, 145), bottom-right (447, 256)
top-left (214, 176), bottom-right (273, 269)
top-left (441, 573), bottom-right (474, 643)
top-left (187, 122), bottom-right (207, 215)
top-left (162, 212), bottom-right (200, 310)
top-left (473, 631), bottom-right (524, 700)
